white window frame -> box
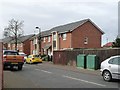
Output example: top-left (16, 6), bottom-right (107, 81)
top-left (44, 37), bottom-right (46, 42)
top-left (63, 33), bottom-right (67, 40)
top-left (33, 38), bottom-right (37, 45)
top-left (48, 36), bottom-right (50, 42)
top-left (84, 37), bottom-right (88, 45)
top-left (8, 43), bottom-right (10, 47)
top-left (33, 39), bottom-right (35, 45)
top-left (53, 34), bottom-right (57, 41)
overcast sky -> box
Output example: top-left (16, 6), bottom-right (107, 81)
top-left (0, 0), bottom-right (118, 45)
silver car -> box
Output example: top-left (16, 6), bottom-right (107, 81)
top-left (100, 55), bottom-right (120, 81)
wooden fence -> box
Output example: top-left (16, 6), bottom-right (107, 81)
top-left (53, 48), bottom-right (120, 67)
top-left (0, 41), bottom-right (3, 89)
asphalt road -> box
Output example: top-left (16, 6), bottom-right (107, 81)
top-left (3, 62), bottom-right (120, 88)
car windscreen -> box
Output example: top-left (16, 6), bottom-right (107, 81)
top-left (4, 51), bottom-right (19, 55)
top-left (19, 54), bottom-right (26, 56)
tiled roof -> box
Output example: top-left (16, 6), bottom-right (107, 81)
top-left (39, 19), bottom-right (104, 37)
top-left (18, 34), bottom-right (34, 42)
top-left (103, 42), bottom-right (113, 47)
top-left (2, 37), bottom-right (13, 43)
top-left (3, 34), bottom-right (34, 44)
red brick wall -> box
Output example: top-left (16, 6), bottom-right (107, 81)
top-left (3, 43), bottom-right (8, 50)
top-left (17, 43), bottom-right (23, 52)
top-left (30, 40), bottom-right (34, 54)
top-left (7, 41), bottom-right (31, 55)
top-left (11, 44), bottom-right (15, 50)
top-left (30, 21), bottom-right (102, 54)
top-left (59, 33), bottom-right (71, 49)
top-left (41, 36), bottom-right (52, 54)
top-left (72, 21), bottom-right (102, 48)
top-left (23, 40), bottom-right (31, 55)
top-left (41, 36), bottom-right (52, 46)
top-left (0, 42), bottom-right (3, 89)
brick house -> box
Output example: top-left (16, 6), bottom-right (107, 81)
top-left (103, 42), bottom-right (113, 48)
top-left (2, 37), bottom-right (13, 50)
top-left (30, 19), bottom-right (104, 55)
top-left (3, 34), bottom-right (34, 55)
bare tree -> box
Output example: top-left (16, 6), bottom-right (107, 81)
top-left (3, 19), bottom-right (24, 50)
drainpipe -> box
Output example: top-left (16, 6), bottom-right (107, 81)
top-left (70, 33), bottom-right (72, 48)
top-left (56, 31), bottom-right (59, 50)
top-left (51, 32), bottom-right (54, 55)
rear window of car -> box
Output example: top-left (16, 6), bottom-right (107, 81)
top-left (33, 55), bottom-right (40, 58)
top-left (108, 57), bottom-right (120, 65)
top-left (4, 51), bottom-right (19, 55)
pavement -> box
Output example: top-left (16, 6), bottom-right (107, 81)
top-left (42, 61), bottom-right (100, 76)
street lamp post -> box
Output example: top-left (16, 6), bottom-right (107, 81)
top-left (35, 27), bottom-right (41, 55)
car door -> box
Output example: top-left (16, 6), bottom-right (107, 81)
top-left (108, 57), bottom-right (120, 79)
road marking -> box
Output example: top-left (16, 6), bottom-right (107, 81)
top-left (35, 69), bottom-right (40, 71)
top-left (23, 65), bottom-right (26, 67)
top-left (35, 69), bottom-right (52, 74)
top-left (62, 75), bottom-right (106, 87)
top-left (37, 64), bottom-right (43, 65)
top-left (41, 70), bottom-right (52, 74)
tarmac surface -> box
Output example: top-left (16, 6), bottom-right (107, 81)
top-left (43, 61), bottom-right (100, 75)
top-left (3, 61), bottom-right (119, 89)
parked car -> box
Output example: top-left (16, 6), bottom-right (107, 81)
top-left (100, 55), bottom-right (120, 81)
top-left (26, 55), bottom-right (42, 64)
top-left (3, 50), bottom-right (24, 70)
top-left (19, 52), bottom-right (27, 62)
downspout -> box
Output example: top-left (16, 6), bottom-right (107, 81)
top-left (70, 31), bottom-right (72, 49)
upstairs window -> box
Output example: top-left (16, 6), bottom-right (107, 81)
top-left (44, 37), bottom-right (46, 42)
top-left (53, 34), bottom-right (57, 41)
top-left (33, 38), bottom-right (37, 45)
top-left (84, 37), bottom-right (88, 45)
top-left (8, 43), bottom-right (10, 47)
top-left (20, 43), bottom-right (22, 47)
top-left (62, 33), bottom-right (67, 40)
top-left (48, 36), bottom-right (50, 42)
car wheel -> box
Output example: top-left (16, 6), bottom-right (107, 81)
top-left (18, 65), bottom-right (23, 70)
top-left (10, 66), bottom-right (13, 70)
top-left (30, 60), bottom-right (32, 64)
top-left (103, 71), bottom-right (112, 81)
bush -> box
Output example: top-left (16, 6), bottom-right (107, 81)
top-left (41, 54), bottom-right (48, 61)
top-left (41, 54), bottom-right (47, 58)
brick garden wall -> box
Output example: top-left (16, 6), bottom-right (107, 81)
top-left (53, 48), bottom-right (120, 67)
top-left (0, 41), bottom-right (3, 89)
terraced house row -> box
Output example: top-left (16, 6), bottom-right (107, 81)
top-left (2, 19), bottom-right (104, 55)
